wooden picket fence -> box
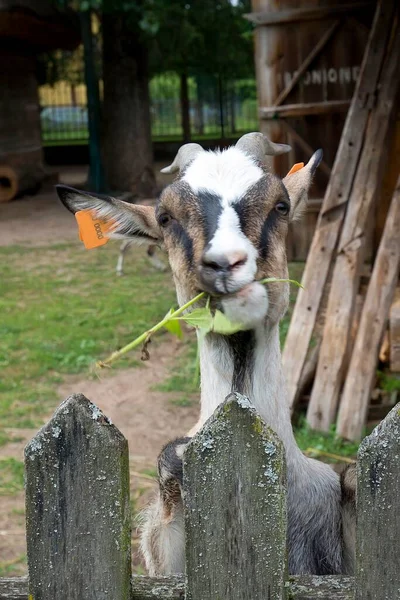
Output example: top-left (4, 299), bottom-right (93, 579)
top-left (0, 392), bottom-right (399, 599)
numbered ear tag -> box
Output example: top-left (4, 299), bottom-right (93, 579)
top-left (75, 210), bottom-right (114, 249)
top-left (287, 162), bottom-right (304, 176)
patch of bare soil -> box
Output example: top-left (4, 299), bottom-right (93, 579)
top-left (0, 163), bottom-right (173, 247)
top-left (0, 337), bottom-right (199, 573)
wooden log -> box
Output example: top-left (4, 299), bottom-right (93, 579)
top-left (183, 393), bottom-right (287, 600)
top-left (337, 178), bottom-right (400, 440)
top-left (0, 164), bottom-right (43, 202)
top-left (259, 100), bottom-right (350, 119)
top-left (307, 19), bottom-right (400, 430)
top-left (0, 574), bottom-right (355, 599)
top-left (356, 403), bottom-right (400, 598)
top-left (389, 288), bottom-right (400, 372)
top-left (25, 393), bottom-right (131, 600)
top-left (245, 2), bottom-right (374, 26)
top-left (282, 0), bottom-right (396, 411)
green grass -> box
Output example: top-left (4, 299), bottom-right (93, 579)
top-left (0, 242), bottom-right (176, 436)
top-left (294, 417), bottom-right (359, 462)
top-left (0, 242), bottom-right (359, 466)
top-left (0, 458), bottom-right (25, 495)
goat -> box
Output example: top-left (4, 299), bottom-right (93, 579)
top-left (55, 133), bottom-right (355, 577)
top-left (116, 241), bottom-right (166, 276)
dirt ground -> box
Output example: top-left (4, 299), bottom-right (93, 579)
top-left (0, 164), bottom-right (174, 247)
top-left (0, 167), bottom-right (198, 573)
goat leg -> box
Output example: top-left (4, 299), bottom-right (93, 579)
top-left (116, 240), bottom-right (133, 276)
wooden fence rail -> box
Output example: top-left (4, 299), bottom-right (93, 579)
top-left (0, 393), bottom-right (399, 599)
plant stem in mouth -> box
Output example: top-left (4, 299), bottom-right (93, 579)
top-left (96, 277), bottom-right (302, 369)
top-left (97, 291), bottom-right (206, 368)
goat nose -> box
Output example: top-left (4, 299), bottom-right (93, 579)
top-left (201, 250), bottom-right (248, 272)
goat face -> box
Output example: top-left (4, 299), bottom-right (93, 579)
top-left (56, 133), bottom-right (321, 329)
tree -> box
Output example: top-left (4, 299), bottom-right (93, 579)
top-left (54, 0), bottom-right (254, 195)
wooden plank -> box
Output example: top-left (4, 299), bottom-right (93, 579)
top-left (389, 288), bottom-right (400, 372)
top-left (281, 121), bottom-right (332, 178)
top-left (273, 20), bottom-right (341, 108)
top-left (282, 0), bottom-right (396, 412)
top-left (307, 20), bottom-right (400, 430)
top-left (0, 574), bottom-right (355, 599)
top-left (246, 2), bottom-right (373, 26)
top-left (337, 178), bottom-right (400, 439)
top-left (260, 100), bottom-right (350, 119)
top-left (25, 394), bottom-right (131, 600)
top-left (131, 575), bottom-right (185, 599)
top-left (253, 0), bottom-right (285, 172)
top-left (183, 393), bottom-right (287, 600)
top-left (356, 403), bottom-right (400, 598)
top-left (289, 575), bottom-right (354, 599)
top-left (0, 577), bottom-right (27, 600)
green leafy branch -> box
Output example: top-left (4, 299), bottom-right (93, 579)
top-left (96, 278), bottom-right (302, 369)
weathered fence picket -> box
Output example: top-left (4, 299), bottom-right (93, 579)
top-left (184, 393), bottom-right (287, 600)
top-left (356, 404), bottom-right (400, 600)
top-left (25, 394), bottom-right (131, 600)
top-left (0, 393), bottom-right (398, 598)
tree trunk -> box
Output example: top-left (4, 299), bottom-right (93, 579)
top-left (102, 13), bottom-right (156, 197)
top-left (180, 72), bottom-right (191, 142)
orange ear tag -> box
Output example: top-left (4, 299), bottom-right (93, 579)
top-left (287, 162), bottom-right (304, 176)
top-left (75, 210), bottom-right (114, 250)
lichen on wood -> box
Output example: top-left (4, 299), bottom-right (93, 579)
top-left (25, 393), bottom-right (131, 600)
top-left (183, 392), bottom-right (287, 600)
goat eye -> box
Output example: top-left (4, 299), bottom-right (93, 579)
top-left (158, 213), bottom-right (172, 227)
top-left (275, 201), bottom-right (290, 216)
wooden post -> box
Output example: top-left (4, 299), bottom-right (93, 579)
top-left (282, 0), bottom-right (397, 411)
top-left (389, 289), bottom-right (400, 372)
top-left (356, 402), bottom-right (400, 599)
top-left (183, 393), bottom-right (287, 600)
top-left (337, 178), bottom-right (400, 440)
top-left (252, 0), bottom-right (285, 173)
top-left (307, 18), bottom-right (400, 430)
top-left (25, 394), bottom-right (131, 600)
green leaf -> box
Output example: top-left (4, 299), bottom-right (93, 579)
top-left (163, 308), bottom-right (183, 339)
top-left (179, 307), bottom-right (213, 331)
top-left (212, 310), bottom-right (243, 335)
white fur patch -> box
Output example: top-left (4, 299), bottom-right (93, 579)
top-left (183, 147), bottom-right (263, 204)
top-left (204, 205), bottom-right (258, 293)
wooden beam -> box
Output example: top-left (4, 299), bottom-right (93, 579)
top-left (307, 18), bottom-right (400, 431)
top-left (389, 289), bottom-right (400, 372)
top-left (337, 177), bottom-right (400, 440)
top-left (0, 575), bottom-right (355, 599)
top-left (253, 0), bottom-right (285, 172)
top-left (281, 120), bottom-right (332, 178)
top-left (273, 20), bottom-right (341, 108)
top-left (245, 2), bottom-right (374, 26)
top-left (282, 0), bottom-right (396, 412)
top-left (260, 100), bottom-right (350, 119)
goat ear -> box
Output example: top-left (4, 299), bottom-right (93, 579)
top-left (282, 149), bottom-right (323, 221)
top-left (56, 185), bottom-right (161, 243)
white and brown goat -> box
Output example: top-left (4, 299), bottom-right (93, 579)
top-left (56, 133), bottom-right (355, 577)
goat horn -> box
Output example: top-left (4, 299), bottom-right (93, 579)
top-left (236, 132), bottom-right (291, 162)
top-left (160, 143), bottom-right (204, 174)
